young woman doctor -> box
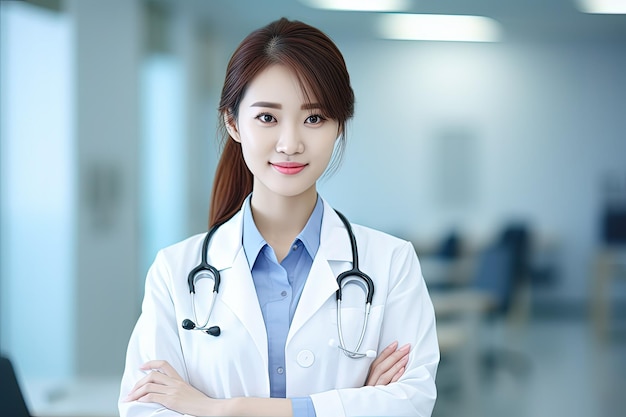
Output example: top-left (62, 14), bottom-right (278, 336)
top-left (120, 17), bottom-right (439, 417)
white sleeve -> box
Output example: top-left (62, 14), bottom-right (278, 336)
top-left (310, 241), bottom-right (440, 417)
top-left (118, 250), bottom-right (191, 417)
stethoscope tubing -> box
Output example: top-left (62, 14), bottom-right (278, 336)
top-left (184, 209), bottom-right (375, 359)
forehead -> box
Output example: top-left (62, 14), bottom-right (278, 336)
top-left (241, 64), bottom-right (317, 106)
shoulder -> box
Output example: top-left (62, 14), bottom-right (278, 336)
top-left (322, 198), bottom-right (407, 246)
top-left (157, 232), bottom-right (206, 258)
top-left (351, 222), bottom-right (416, 261)
top-left (321, 198), bottom-right (415, 258)
top-left (351, 222), bottom-right (408, 247)
top-left (348, 222), bottom-right (425, 303)
top-left (150, 233), bottom-right (207, 277)
top-left (156, 210), bottom-right (244, 270)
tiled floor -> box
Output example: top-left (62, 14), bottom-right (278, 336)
top-left (433, 315), bottom-right (626, 417)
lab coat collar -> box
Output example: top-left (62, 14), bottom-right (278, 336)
top-left (317, 199), bottom-right (353, 263)
top-left (206, 210), bottom-right (267, 363)
top-left (206, 198), bottom-right (354, 347)
top-left (206, 209), bottom-right (245, 271)
top-left (288, 199), bottom-right (353, 343)
top-left (208, 197), bottom-right (353, 269)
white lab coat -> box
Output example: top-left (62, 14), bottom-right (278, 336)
top-left (119, 199), bottom-right (439, 417)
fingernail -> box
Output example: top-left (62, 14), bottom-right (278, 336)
top-left (399, 343), bottom-right (410, 352)
top-left (387, 341), bottom-right (399, 350)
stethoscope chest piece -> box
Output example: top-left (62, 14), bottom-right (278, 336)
top-left (182, 223), bottom-right (223, 336)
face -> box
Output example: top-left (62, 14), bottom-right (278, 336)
top-left (226, 64), bottom-right (340, 203)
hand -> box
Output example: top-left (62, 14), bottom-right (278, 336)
top-left (124, 360), bottom-right (221, 416)
top-left (365, 341), bottom-right (410, 386)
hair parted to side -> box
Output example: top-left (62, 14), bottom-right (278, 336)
top-left (208, 17), bottom-right (355, 228)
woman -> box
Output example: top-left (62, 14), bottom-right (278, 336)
top-left (120, 17), bottom-right (439, 417)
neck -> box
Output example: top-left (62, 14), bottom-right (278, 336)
top-left (250, 187), bottom-right (318, 260)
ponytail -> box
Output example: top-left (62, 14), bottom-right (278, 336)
top-left (208, 139), bottom-right (253, 228)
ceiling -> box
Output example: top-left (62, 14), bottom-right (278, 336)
top-left (152, 0), bottom-right (626, 43)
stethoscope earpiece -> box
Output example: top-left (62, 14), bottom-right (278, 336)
top-left (181, 319), bottom-right (196, 330)
top-left (181, 319), bottom-right (221, 337)
top-left (205, 326), bottom-right (221, 337)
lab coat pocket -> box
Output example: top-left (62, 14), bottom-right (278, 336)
top-left (327, 304), bottom-right (384, 388)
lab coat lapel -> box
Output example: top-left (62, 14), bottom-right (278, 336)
top-left (207, 211), bottom-right (268, 366)
top-left (287, 201), bottom-right (352, 344)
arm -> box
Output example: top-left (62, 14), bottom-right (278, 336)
top-left (124, 342), bottom-right (411, 416)
top-left (121, 244), bottom-right (423, 417)
top-left (124, 361), bottom-right (292, 417)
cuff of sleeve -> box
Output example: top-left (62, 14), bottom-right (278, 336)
top-left (292, 396), bottom-right (317, 417)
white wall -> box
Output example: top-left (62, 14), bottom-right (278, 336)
top-left (0, 1), bottom-right (75, 378)
top-left (71, 0), bottom-right (142, 377)
top-left (318, 39), bottom-right (626, 303)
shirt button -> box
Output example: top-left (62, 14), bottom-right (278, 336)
top-left (277, 367), bottom-right (284, 375)
top-left (292, 244), bottom-right (298, 251)
top-left (281, 290), bottom-right (287, 297)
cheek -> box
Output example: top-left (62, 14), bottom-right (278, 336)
top-left (239, 138), bottom-right (279, 178)
top-left (239, 127), bottom-right (272, 156)
top-left (315, 134), bottom-right (339, 163)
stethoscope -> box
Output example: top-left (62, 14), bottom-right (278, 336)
top-left (181, 210), bottom-right (375, 359)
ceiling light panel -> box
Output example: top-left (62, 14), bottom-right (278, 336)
top-left (300, 0), bottom-right (411, 12)
top-left (378, 13), bottom-right (503, 42)
top-left (576, 0), bottom-right (626, 14)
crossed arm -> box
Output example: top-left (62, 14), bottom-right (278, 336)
top-left (123, 341), bottom-right (410, 417)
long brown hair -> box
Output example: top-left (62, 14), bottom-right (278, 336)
top-left (209, 17), bottom-right (355, 227)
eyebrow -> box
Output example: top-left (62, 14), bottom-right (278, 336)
top-left (250, 101), bottom-right (323, 110)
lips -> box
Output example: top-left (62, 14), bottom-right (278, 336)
top-left (271, 162), bottom-right (307, 175)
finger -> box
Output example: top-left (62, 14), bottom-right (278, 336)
top-left (390, 366), bottom-right (405, 383)
top-left (127, 369), bottom-right (174, 399)
top-left (370, 341), bottom-right (398, 367)
top-left (374, 343), bottom-right (409, 376)
top-left (375, 353), bottom-right (409, 385)
top-left (370, 344), bottom-right (410, 385)
top-left (125, 379), bottom-right (171, 402)
top-left (131, 386), bottom-right (176, 407)
top-left (140, 360), bottom-right (181, 379)
top-left (366, 341), bottom-right (398, 383)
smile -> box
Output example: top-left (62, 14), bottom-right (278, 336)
top-left (271, 162), bottom-right (307, 175)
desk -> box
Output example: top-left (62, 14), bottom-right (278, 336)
top-left (591, 247), bottom-right (626, 340)
top-left (23, 377), bottom-right (119, 417)
top-left (431, 290), bottom-right (493, 415)
top-left (420, 257), bottom-right (475, 287)
top-left (431, 289), bottom-right (494, 319)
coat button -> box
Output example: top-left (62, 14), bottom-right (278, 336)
top-left (297, 350), bottom-right (315, 368)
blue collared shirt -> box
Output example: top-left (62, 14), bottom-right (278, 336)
top-left (242, 195), bottom-right (322, 417)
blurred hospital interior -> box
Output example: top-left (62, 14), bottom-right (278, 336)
top-left (1, 0), bottom-right (625, 416)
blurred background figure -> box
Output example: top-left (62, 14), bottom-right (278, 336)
top-left (1, 1), bottom-right (625, 416)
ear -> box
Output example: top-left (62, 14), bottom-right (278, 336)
top-left (224, 112), bottom-right (241, 143)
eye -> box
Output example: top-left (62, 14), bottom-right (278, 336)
top-left (256, 113), bottom-right (276, 124)
top-left (305, 114), bottom-right (326, 125)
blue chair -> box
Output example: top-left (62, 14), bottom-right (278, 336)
top-left (473, 225), bottom-right (532, 379)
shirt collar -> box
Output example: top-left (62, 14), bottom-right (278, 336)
top-left (242, 194), bottom-right (324, 269)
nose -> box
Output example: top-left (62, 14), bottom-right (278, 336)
top-left (275, 123), bottom-right (304, 155)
